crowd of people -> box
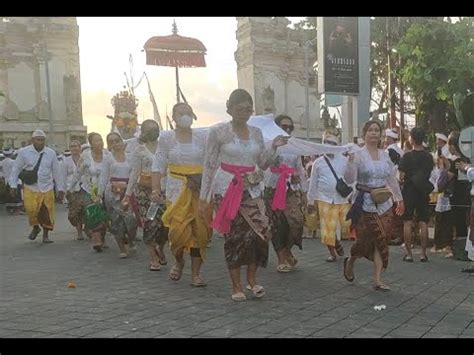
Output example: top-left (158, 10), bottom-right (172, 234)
top-left (1, 88), bottom-right (473, 302)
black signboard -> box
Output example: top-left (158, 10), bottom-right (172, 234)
top-left (322, 17), bottom-right (359, 95)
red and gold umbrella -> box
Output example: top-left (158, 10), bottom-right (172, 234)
top-left (144, 20), bottom-right (206, 103)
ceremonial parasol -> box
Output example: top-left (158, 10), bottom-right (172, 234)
top-left (144, 20), bottom-right (207, 103)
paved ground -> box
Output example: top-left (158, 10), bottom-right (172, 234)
top-left (0, 204), bottom-right (473, 338)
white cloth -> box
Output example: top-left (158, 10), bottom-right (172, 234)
top-left (1, 158), bottom-right (15, 185)
top-left (151, 129), bottom-right (208, 204)
top-left (278, 137), bottom-right (354, 156)
top-left (9, 145), bottom-right (64, 192)
top-left (307, 154), bottom-right (351, 205)
top-left (98, 153), bottom-right (133, 196)
top-left (264, 153), bottom-right (306, 192)
top-left (386, 143), bottom-right (404, 158)
top-left (247, 114), bottom-right (289, 141)
top-left (439, 144), bottom-right (450, 159)
top-left (69, 149), bottom-right (109, 194)
top-left (63, 156), bottom-right (80, 192)
top-left (200, 122), bottom-right (278, 202)
top-left (125, 143), bottom-right (166, 196)
top-left (124, 137), bottom-right (140, 155)
top-left (344, 147), bottom-right (403, 215)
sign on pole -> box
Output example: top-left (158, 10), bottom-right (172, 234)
top-left (318, 17), bottom-right (359, 95)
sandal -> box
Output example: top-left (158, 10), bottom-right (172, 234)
top-left (169, 261), bottom-right (185, 281)
top-left (420, 256), bottom-right (429, 262)
top-left (119, 252), bottom-right (127, 259)
top-left (191, 275), bottom-right (207, 287)
top-left (28, 226), bottom-right (41, 240)
top-left (326, 255), bottom-right (337, 262)
top-left (335, 243), bottom-right (344, 257)
top-left (402, 255), bottom-right (414, 262)
top-left (276, 264), bottom-right (293, 273)
top-left (251, 285), bottom-right (265, 298)
top-left (149, 263), bottom-right (161, 271)
top-left (374, 284), bottom-right (391, 292)
top-left (231, 292), bottom-right (247, 302)
top-left (42, 239), bottom-right (54, 244)
top-left (156, 247), bottom-right (167, 265)
top-left (343, 257), bottom-right (354, 282)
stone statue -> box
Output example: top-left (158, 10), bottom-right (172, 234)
top-left (262, 85), bottom-right (275, 114)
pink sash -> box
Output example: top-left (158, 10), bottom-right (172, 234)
top-left (270, 164), bottom-right (295, 211)
top-left (211, 162), bottom-right (255, 234)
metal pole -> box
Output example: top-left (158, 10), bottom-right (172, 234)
top-left (43, 23), bottom-right (54, 145)
top-left (175, 66), bottom-right (180, 103)
top-left (304, 41), bottom-right (310, 141)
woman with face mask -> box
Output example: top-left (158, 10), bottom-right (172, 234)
top-left (98, 132), bottom-right (138, 258)
top-left (124, 120), bottom-right (169, 270)
top-left (263, 115), bottom-right (306, 273)
top-left (151, 103), bottom-right (211, 286)
top-left (199, 89), bottom-right (288, 301)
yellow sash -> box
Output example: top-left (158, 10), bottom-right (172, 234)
top-left (161, 164), bottom-right (203, 228)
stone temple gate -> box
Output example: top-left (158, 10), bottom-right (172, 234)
top-left (0, 17), bottom-right (86, 151)
top-left (235, 17), bottom-right (322, 141)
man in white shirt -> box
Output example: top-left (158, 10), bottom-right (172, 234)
top-left (307, 132), bottom-right (352, 262)
top-left (435, 133), bottom-right (450, 158)
top-left (9, 129), bottom-right (65, 243)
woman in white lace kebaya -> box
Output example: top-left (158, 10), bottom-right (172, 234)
top-left (343, 120), bottom-right (404, 292)
top-left (124, 120), bottom-right (168, 271)
top-left (199, 89), bottom-right (288, 301)
top-left (99, 132), bottom-right (138, 258)
top-left (264, 115), bottom-right (305, 273)
top-left (151, 103), bottom-right (211, 287)
top-left (69, 132), bottom-right (110, 251)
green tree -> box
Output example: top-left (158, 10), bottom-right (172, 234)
top-left (397, 17), bottom-right (474, 132)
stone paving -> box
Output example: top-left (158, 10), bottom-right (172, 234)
top-left (0, 204), bottom-right (472, 338)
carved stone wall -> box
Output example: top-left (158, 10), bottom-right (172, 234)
top-left (0, 17), bottom-right (86, 150)
top-left (235, 17), bottom-right (322, 140)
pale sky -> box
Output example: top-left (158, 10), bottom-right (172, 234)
top-left (78, 17), bottom-right (238, 137)
top-left (77, 17), bottom-right (304, 138)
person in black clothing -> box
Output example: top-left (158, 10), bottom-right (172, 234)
top-left (398, 127), bottom-right (434, 262)
top-left (446, 132), bottom-right (471, 258)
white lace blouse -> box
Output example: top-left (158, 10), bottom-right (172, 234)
top-left (125, 143), bottom-right (166, 196)
top-left (344, 147), bottom-right (402, 214)
top-left (98, 153), bottom-right (133, 196)
top-left (264, 153), bottom-right (306, 192)
top-left (69, 149), bottom-right (109, 195)
top-left (151, 129), bottom-right (208, 204)
top-left (200, 122), bottom-right (278, 202)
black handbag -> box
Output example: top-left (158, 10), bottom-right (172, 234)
top-left (19, 153), bottom-right (44, 185)
top-left (324, 156), bottom-right (353, 198)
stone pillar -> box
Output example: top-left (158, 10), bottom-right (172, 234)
top-left (0, 17), bottom-right (86, 151)
top-left (235, 17), bottom-right (321, 141)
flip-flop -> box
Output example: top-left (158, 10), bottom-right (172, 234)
top-left (343, 257), bottom-right (354, 282)
top-left (251, 285), bottom-right (265, 298)
top-left (420, 256), bottom-right (429, 262)
top-left (326, 255), bottom-right (337, 262)
top-left (149, 264), bottom-right (161, 271)
top-left (276, 264), bottom-right (293, 273)
top-left (28, 227), bottom-right (41, 240)
top-left (169, 261), bottom-right (185, 281)
top-left (374, 284), bottom-right (391, 292)
top-left (191, 276), bottom-right (207, 287)
top-left (231, 292), bottom-right (247, 302)
top-left (42, 240), bottom-right (54, 244)
top-left (403, 255), bottom-right (414, 262)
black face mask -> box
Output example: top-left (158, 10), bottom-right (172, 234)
top-left (142, 129), bottom-right (159, 142)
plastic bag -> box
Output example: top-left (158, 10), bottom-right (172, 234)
top-left (84, 203), bottom-right (108, 230)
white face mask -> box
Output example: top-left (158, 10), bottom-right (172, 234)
top-left (176, 115), bottom-right (193, 128)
